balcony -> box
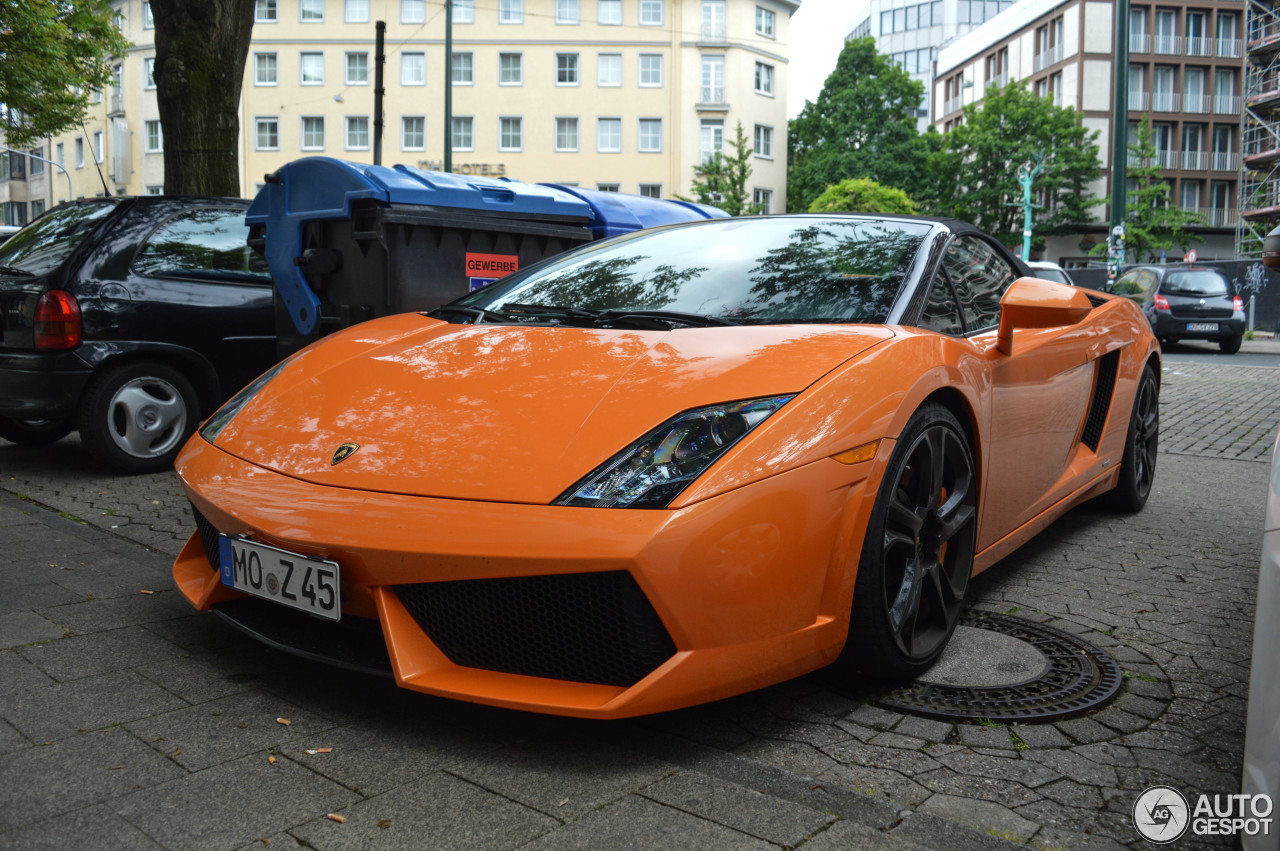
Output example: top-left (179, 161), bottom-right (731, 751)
top-left (109, 88), bottom-right (124, 116)
top-left (1152, 92), bottom-right (1181, 112)
top-left (1215, 94), bottom-right (1241, 113)
top-left (701, 21), bottom-right (725, 41)
top-left (1130, 90), bottom-right (1152, 110)
top-left (1218, 38), bottom-right (1244, 57)
top-left (1182, 151), bottom-right (1210, 170)
top-left (1130, 33), bottom-right (1152, 53)
top-left (1213, 151), bottom-right (1240, 170)
top-left (1204, 208), bottom-right (1239, 227)
top-left (1184, 93), bottom-right (1211, 113)
top-left (1185, 36), bottom-right (1213, 56)
top-left (988, 72), bottom-right (1008, 90)
top-left (1153, 34), bottom-right (1182, 54)
top-left (697, 86), bottom-right (727, 110)
top-left (1156, 149), bottom-right (1179, 168)
top-left (944, 95), bottom-right (962, 114)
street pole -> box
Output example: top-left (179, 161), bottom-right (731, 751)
top-left (1017, 155), bottom-right (1045, 262)
top-left (444, 0), bottom-right (453, 174)
top-left (374, 21), bottom-right (385, 166)
top-left (1108, 0), bottom-right (1131, 283)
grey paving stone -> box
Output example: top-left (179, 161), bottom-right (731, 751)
top-left (1053, 717), bottom-right (1116, 744)
top-left (0, 727), bottom-right (185, 831)
top-left (519, 794), bottom-right (775, 851)
top-left (816, 763), bottom-right (932, 808)
top-left (132, 651), bottom-right (267, 705)
top-left (957, 726), bottom-right (1016, 750)
top-left (913, 769), bottom-right (1043, 808)
top-left (111, 751), bottom-right (360, 850)
top-left (37, 590), bottom-right (193, 634)
top-left (124, 690), bottom-right (337, 772)
top-left (0, 648), bottom-right (56, 695)
top-left (17, 624), bottom-right (187, 681)
top-left (917, 793), bottom-right (1038, 842)
top-left (1022, 748), bottom-right (1119, 787)
top-left (1035, 778), bottom-right (1104, 809)
top-left (1093, 707), bottom-right (1149, 734)
top-left (448, 739), bottom-right (674, 822)
top-left (286, 770), bottom-right (558, 851)
top-left (641, 769), bottom-right (835, 846)
top-left (892, 716), bottom-right (954, 743)
top-left (1008, 724), bottom-right (1070, 749)
top-left (890, 811), bottom-right (1027, 850)
top-left (0, 611), bottom-right (65, 649)
top-left (0, 716), bottom-right (29, 755)
top-left (735, 737), bottom-right (839, 777)
top-left (1030, 826), bottom-right (1129, 851)
top-left (935, 751), bottom-right (1058, 788)
top-left (0, 804), bottom-right (164, 851)
top-left (847, 704), bottom-right (905, 731)
top-left (795, 819), bottom-right (932, 850)
top-left (822, 740), bottom-right (943, 777)
top-left (869, 731), bottom-right (929, 751)
top-left (0, 577), bottom-right (82, 616)
top-left (2, 669), bottom-right (189, 742)
top-left (1115, 692), bottom-right (1169, 720)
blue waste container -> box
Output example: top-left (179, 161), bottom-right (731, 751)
top-left (248, 158), bottom-right (727, 357)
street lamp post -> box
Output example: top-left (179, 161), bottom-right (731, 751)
top-left (444, 0), bottom-right (453, 174)
top-left (1108, 0), bottom-right (1131, 283)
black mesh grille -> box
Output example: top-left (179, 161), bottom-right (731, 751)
top-left (1080, 350), bottom-right (1120, 452)
top-left (1084, 293), bottom-right (1107, 308)
top-left (395, 572), bottom-right (676, 687)
top-left (192, 504), bottom-right (221, 571)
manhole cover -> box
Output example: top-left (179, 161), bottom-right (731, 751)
top-left (875, 611), bottom-right (1124, 722)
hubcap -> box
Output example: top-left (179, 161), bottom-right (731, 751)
top-left (106, 377), bottom-right (187, 459)
top-left (882, 425), bottom-right (977, 662)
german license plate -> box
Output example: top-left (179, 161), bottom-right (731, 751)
top-left (219, 535), bottom-right (341, 621)
top-left (1187, 322), bottom-right (1218, 332)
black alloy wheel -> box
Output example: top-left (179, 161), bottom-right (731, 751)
top-left (1106, 364), bottom-right (1159, 513)
top-left (840, 403), bottom-right (978, 679)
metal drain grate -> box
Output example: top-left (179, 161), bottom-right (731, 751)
top-left (875, 612), bottom-right (1124, 722)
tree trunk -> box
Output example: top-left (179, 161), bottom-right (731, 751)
top-left (151, 0), bottom-right (255, 196)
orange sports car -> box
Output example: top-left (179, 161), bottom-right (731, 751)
top-left (173, 215), bottom-right (1160, 718)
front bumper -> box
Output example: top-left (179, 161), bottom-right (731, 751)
top-left (173, 436), bottom-right (887, 718)
top-left (0, 349), bottom-right (94, 419)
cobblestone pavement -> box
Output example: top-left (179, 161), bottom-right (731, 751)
top-left (0, 361), bottom-right (1275, 850)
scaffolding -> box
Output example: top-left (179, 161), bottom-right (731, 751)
top-left (1237, 0), bottom-right (1280, 255)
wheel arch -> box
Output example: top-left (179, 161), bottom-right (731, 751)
top-left (77, 342), bottom-right (221, 416)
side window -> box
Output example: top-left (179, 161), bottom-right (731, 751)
top-left (133, 208), bottom-right (271, 283)
top-left (918, 277), bottom-right (965, 336)
top-left (941, 236), bottom-right (1016, 332)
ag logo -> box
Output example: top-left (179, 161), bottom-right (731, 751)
top-left (331, 442), bottom-right (360, 466)
top-left (1133, 785), bottom-right (1190, 843)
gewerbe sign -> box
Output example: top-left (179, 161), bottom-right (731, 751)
top-left (418, 160), bottom-right (507, 176)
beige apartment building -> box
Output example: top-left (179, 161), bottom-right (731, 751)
top-left (933, 0), bottom-right (1243, 263)
top-left (1, 0), bottom-right (795, 225)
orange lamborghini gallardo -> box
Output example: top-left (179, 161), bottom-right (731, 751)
top-left (173, 215), bottom-right (1160, 718)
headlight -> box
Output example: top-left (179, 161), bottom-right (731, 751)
top-left (200, 359), bottom-right (291, 443)
top-left (555, 396), bottom-right (794, 509)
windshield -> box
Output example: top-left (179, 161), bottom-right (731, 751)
top-left (1031, 268), bottom-right (1071, 285)
top-left (1163, 270), bottom-right (1228, 296)
top-left (0, 202), bottom-right (115, 276)
top-left (454, 217), bottom-right (930, 325)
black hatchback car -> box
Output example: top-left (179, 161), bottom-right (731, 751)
top-left (1111, 264), bottom-right (1246, 353)
top-left (0, 197), bottom-right (275, 472)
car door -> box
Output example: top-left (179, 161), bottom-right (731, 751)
top-left (929, 235), bottom-right (1100, 552)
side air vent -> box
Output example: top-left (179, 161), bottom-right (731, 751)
top-left (1084, 292), bottom-right (1107, 309)
top-left (1080, 350), bottom-right (1120, 452)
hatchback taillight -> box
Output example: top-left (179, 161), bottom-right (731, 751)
top-left (1234, 295), bottom-right (1245, 312)
top-left (1153, 294), bottom-right (1170, 311)
top-left (35, 290), bottom-right (82, 350)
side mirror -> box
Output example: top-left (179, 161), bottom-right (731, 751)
top-left (996, 277), bottom-right (1095, 355)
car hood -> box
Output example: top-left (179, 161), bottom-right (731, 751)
top-left (211, 317), bottom-right (894, 504)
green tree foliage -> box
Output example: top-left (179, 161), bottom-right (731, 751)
top-left (787, 38), bottom-right (927, 213)
top-left (808, 178), bottom-right (918, 214)
top-left (0, 1), bottom-right (130, 146)
top-left (686, 121), bottom-right (755, 215)
top-left (1118, 117), bottom-right (1204, 262)
top-left (925, 82), bottom-right (1103, 245)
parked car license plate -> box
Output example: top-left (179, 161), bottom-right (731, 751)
top-left (218, 535), bottom-right (341, 621)
top-left (1187, 322), bottom-right (1218, 332)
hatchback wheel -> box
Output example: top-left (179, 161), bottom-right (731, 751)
top-left (838, 403), bottom-right (977, 679)
top-left (0, 416), bottom-right (75, 447)
top-left (1219, 334), bottom-right (1242, 354)
top-left (77, 361), bottom-right (200, 474)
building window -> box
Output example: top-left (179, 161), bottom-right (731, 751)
top-left (499, 117), bottom-right (523, 151)
top-left (452, 116), bottom-right (474, 150)
top-left (598, 53), bottom-right (622, 86)
top-left (143, 2), bottom-right (154, 28)
top-left (639, 54), bottom-right (663, 86)
top-left (597, 117), bottom-right (622, 152)
top-left (402, 52), bottom-right (425, 85)
top-left (6, 203), bottom-right (27, 228)
top-left (144, 57), bottom-right (156, 89)
top-left (401, 0), bottom-right (424, 23)
top-left (640, 0), bottom-right (663, 25)
top-left (255, 0), bottom-right (277, 22)
top-left (300, 52), bottom-right (324, 85)
top-left (756, 6), bottom-right (775, 37)
top-left (75, 138), bottom-right (84, 168)
top-left (753, 124), bottom-right (773, 158)
top-left (755, 62), bottom-right (774, 96)
top-left (146, 185), bottom-right (164, 196)
top-left (56, 143), bottom-right (64, 167)
top-left (702, 54), bottom-right (724, 102)
top-left (499, 0), bottom-right (523, 23)
top-left (8, 152), bottom-right (23, 181)
top-left (753, 188), bottom-right (772, 213)
top-left (256, 117), bottom-right (279, 150)
top-left (702, 0), bottom-right (726, 39)
top-left (145, 120), bottom-right (163, 152)
top-left (346, 0), bottom-right (369, 22)
top-left (598, 0), bottom-right (621, 24)
top-left (638, 118), bottom-right (662, 152)
top-left (556, 53), bottom-right (579, 85)
top-left (597, 183), bottom-right (620, 192)
top-left (29, 149), bottom-right (43, 176)
top-left (555, 117), bottom-right (579, 151)
top-left (255, 53), bottom-right (277, 85)
top-left (556, 0), bottom-right (580, 24)
top-left (700, 119), bottom-right (723, 163)
top-left (453, 0), bottom-right (474, 22)
top-left (452, 52), bottom-right (473, 84)
top-left (638, 183), bottom-right (662, 198)
top-left (346, 52), bottom-right (369, 85)
top-left (500, 53), bottom-right (523, 85)
top-left (31, 200), bottom-right (45, 218)
top-left (300, 0), bottom-right (324, 21)
top-left (93, 131), bottom-right (102, 163)
top-left (345, 116), bottom-right (370, 150)
top-left (302, 116), bottom-right (325, 150)
top-left (402, 116), bottom-right (425, 150)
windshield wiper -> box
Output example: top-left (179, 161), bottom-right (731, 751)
top-left (0, 264), bottom-right (32, 277)
top-left (596, 309), bottom-right (736, 328)
top-left (425, 305), bottom-right (509, 324)
top-left (500, 303), bottom-right (604, 322)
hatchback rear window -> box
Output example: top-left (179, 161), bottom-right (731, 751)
top-left (1163, 270), bottom-right (1228, 296)
top-left (0, 201), bottom-right (115, 276)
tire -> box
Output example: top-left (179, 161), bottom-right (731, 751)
top-left (1218, 334), bottom-right (1242, 354)
top-left (1162, 337), bottom-right (1180, 346)
top-left (77, 361), bottom-right (200, 474)
top-left (0, 416), bottom-right (75, 447)
top-left (836, 403), bottom-right (978, 680)
top-left (1105, 365), bottom-right (1159, 513)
